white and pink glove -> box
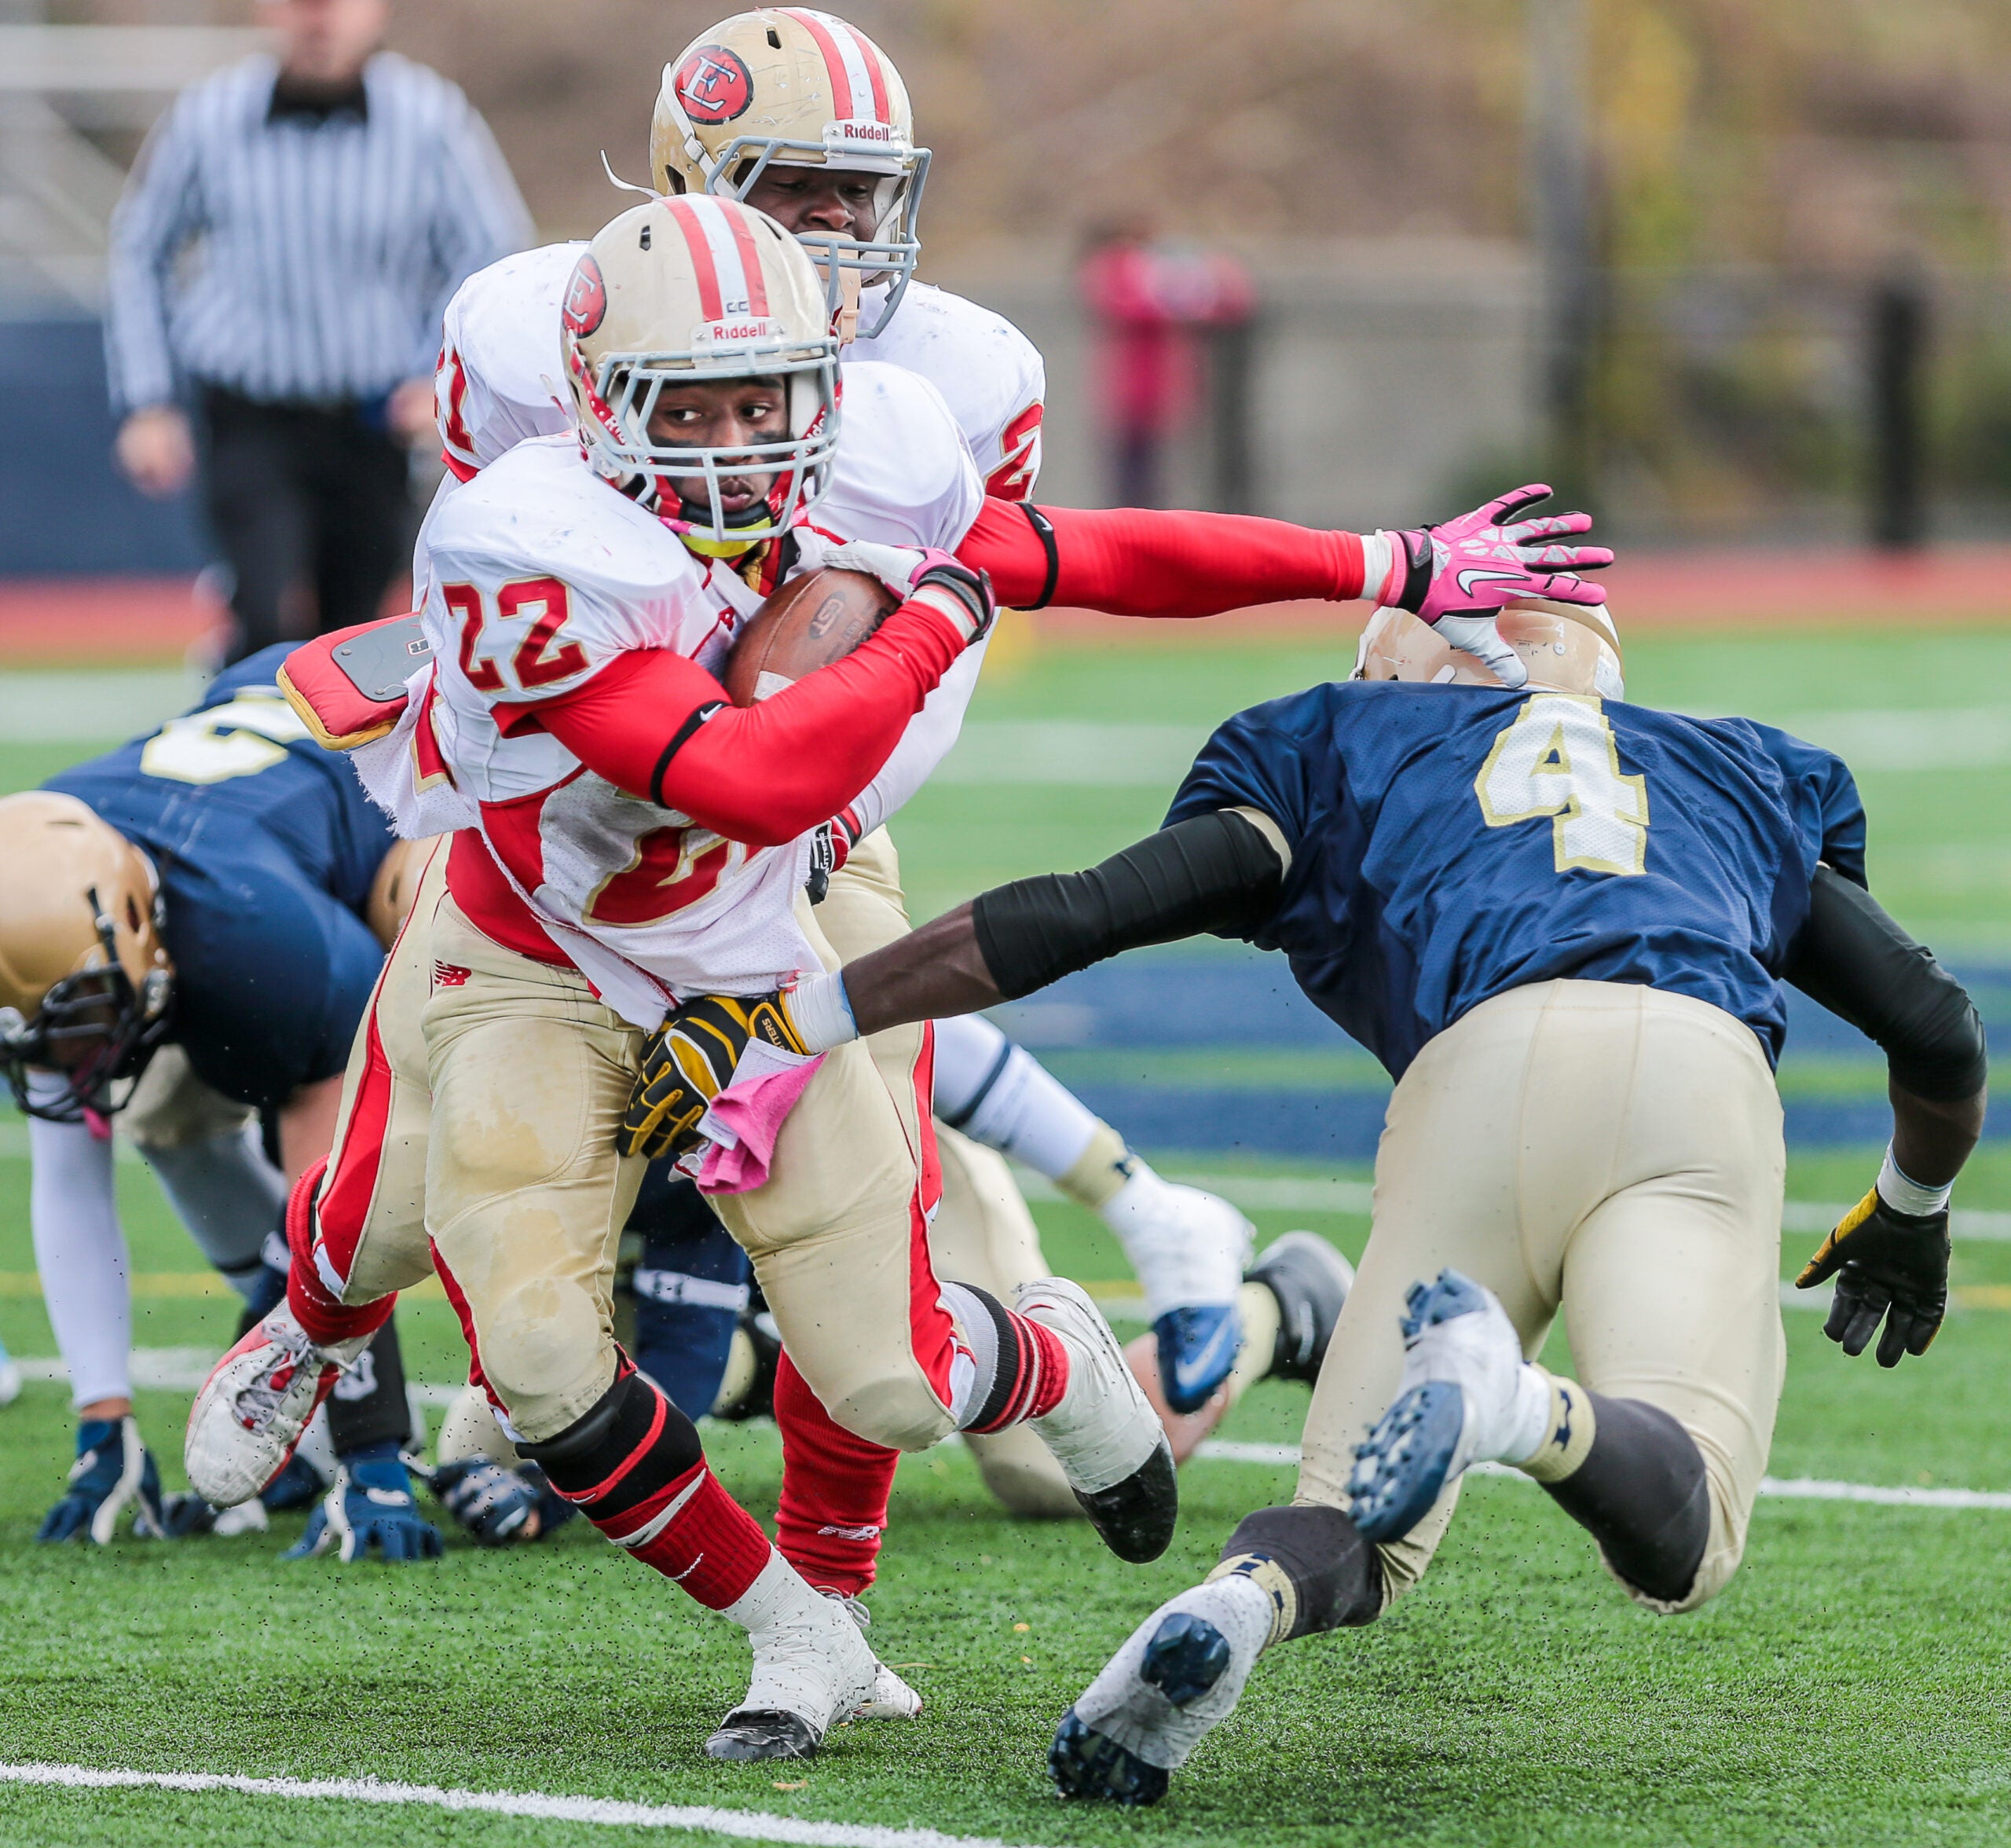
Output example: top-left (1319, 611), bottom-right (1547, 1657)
top-left (1363, 484), bottom-right (1611, 690)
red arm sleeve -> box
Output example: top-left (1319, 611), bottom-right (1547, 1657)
top-left (528, 601), bottom-right (962, 849)
top-left (956, 497), bottom-right (1368, 619)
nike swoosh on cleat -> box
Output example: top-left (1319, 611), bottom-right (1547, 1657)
top-left (1171, 1318), bottom-right (1240, 1399)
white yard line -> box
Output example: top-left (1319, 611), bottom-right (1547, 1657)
top-left (1190, 1441), bottom-right (2011, 1510)
top-left (0, 1762), bottom-right (1042, 1848)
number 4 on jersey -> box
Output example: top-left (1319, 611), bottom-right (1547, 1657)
top-left (1474, 694), bottom-right (1649, 876)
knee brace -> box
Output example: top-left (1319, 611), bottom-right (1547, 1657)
top-left (1207, 1503), bottom-right (1383, 1644)
top-left (518, 1367), bottom-right (704, 1524)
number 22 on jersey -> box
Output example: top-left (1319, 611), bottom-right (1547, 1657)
top-left (1474, 694), bottom-right (1649, 876)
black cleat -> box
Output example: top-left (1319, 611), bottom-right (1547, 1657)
top-left (1049, 1708), bottom-right (1170, 1806)
top-left (1071, 1436), bottom-right (1180, 1564)
top-left (702, 1708), bottom-right (821, 1762)
top-left (1247, 1231), bottom-right (1353, 1385)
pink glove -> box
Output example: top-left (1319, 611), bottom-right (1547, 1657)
top-left (1373, 484), bottom-right (1611, 690)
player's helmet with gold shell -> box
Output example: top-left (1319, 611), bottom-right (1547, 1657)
top-left (0, 791), bottom-right (173, 1124)
top-left (562, 195), bottom-right (840, 552)
top-left (1352, 598), bottom-right (1626, 700)
top-left (652, 9), bottom-right (927, 339)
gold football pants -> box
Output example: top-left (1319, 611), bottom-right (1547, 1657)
top-left (1297, 978), bottom-right (1787, 1615)
top-left (811, 828), bottom-right (1073, 1512)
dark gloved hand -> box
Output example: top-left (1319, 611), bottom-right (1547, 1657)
top-left (1796, 1185), bottom-right (1950, 1367)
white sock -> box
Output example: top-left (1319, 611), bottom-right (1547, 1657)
top-left (27, 1102), bottom-right (133, 1409)
top-left (137, 1122), bottom-right (286, 1292)
top-left (1502, 1363), bottom-right (1555, 1467)
top-left (932, 1013), bottom-right (1102, 1181)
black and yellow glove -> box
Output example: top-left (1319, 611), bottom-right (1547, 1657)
top-left (1794, 1186), bottom-right (1950, 1368)
top-left (617, 992), bottom-right (810, 1160)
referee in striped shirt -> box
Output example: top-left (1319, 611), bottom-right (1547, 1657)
top-left (106, 0), bottom-right (531, 662)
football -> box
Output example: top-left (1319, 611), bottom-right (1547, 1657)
top-left (720, 566), bottom-right (899, 706)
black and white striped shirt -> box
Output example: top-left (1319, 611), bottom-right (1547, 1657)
top-left (105, 51), bottom-right (532, 413)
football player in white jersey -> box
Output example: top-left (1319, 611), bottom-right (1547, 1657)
top-left (186, 198), bottom-right (1185, 1762)
top-left (414, 9), bottom-right (1346, 1544)
top-left (650, 5), bottom-right (1329, 1473)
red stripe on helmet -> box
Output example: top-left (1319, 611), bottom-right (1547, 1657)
top-left (665, 197), bottom-right (724, 322)
top-left (725, 206), bottom-right (770, 317)
top-left (851, 23), bottom-right (892, 123)
top-left (779, 9), bottom-right (863, 119)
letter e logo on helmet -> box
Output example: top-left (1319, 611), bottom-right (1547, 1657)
top-left (676, 46), bottom-right (753, 125)
top-left (562, 255), bottom-right (607, 337)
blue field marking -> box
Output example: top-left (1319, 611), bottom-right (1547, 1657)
top-left (989, 952), bottom-right (2011, 1157)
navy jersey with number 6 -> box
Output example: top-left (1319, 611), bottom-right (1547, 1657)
top-left (1166, 681), bottom-right (1866, 1080)
top-left (44, 645), bottom-right (396, 1111)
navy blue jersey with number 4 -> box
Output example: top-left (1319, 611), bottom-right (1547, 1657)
top-left (45, 645), bottom-right (395, 1111)
top-left (1166, 681), bottom-right (1866, 1080)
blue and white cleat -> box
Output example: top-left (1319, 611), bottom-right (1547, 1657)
top-left (1152, 1304), bottom-right (1243, 1417)
top-left (1049, 1576), bottom-right (1273, 1806)
top-left (0, 1337), bottom-right (20, 1407)
top-left (1348, 1267), bottom-right (1547, 1543)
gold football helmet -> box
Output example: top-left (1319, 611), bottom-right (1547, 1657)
top-left (1351, 598), bottom-right (1625, 699)
top-left (0, 791), bottom-right (173, 1124)
top-left (652, 9), bottom-right (927, 338)
top-left (563, 195), bottom-right (839, 550)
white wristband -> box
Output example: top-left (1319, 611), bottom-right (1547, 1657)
top-left (1877, 1144), bottom-right (1952, 1218)
top-left (1357, 531), bottom-right (1396, 606)
top-left (786, 970), bottom-right (859, 1054)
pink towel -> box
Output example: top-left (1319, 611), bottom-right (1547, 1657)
top-left (694, 1051), bottom-right (824, 1195)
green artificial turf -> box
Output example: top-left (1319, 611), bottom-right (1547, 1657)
top-left (5, 629), bottom-right (2011, 1845)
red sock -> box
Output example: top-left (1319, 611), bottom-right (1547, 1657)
top-left (621, 1464), bottom-right (775, 1610)
top-left (774, 1353), bottom-right (898, 1597)
top-left (963, 1304), bottom-right (1071, 1433)
top-left (283, 1163), bottom-right (394, 1348)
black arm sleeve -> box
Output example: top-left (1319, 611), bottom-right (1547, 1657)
top-left (1783, 865), bottom-right (1987, 1101)
top-left (971, 809), bottom-right (1286, 1001)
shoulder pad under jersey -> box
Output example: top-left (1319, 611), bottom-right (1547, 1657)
top-left (822, 361), bottom-right (984, 552)
top-left (437, 242), bottom-right (586, 476)
top-left (847, 283), bottom-right (1045, 499)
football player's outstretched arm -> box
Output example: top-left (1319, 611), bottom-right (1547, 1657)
top-left (1786, 866), bottom-right (1987, 1366)
top-left (617, 806), bottom-right (1291, 1160)
top-left (813, 807), bottom-right (1290, 1047)
top-left (954, 484), bottom-right (1613, 689)
top-left (530, 567), bottom-right (991, 850)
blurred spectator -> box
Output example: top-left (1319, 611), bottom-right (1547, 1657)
top-left (104, 0), bottom-right (530, 663)
top-left (1079, 222), bottom-right (1253, 508)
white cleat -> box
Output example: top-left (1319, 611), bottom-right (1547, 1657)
top-left (1016, 1278), bottom-right (1178, 1563)
top-left (0, 1341), bottom-right (20, 1408)
top-left (1049, 1574), bottom-right (1273, 1806)
top-left (707, 1562), bottom-right (885, 1762)
top-left (821, 1591), bottom-right (924, 1722)
top-left (183, 1307), bottom-right (369, 1509)
top-left (1349, 1268), bottom-right (1548, 1543)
